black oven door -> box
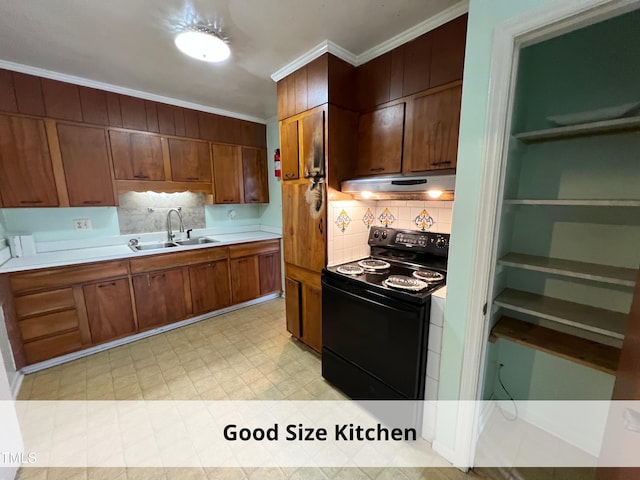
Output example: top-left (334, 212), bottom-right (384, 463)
top-left (321, 273), bottom-right (430, 400)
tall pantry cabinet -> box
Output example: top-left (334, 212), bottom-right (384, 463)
top-left (484, 10), bottom-right (640, 401)
top-left (277, 54), bottom-right (357, 352)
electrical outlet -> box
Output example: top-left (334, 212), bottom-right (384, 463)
top-left (73, 218), bottom-right (92, 230)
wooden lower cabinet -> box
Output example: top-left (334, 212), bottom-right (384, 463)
top-left (132, 268), bottom-right (189, 330)
top-left (83, 278), bottom-right (135, 343)
top-left (284, 266), bottom-right (322, 353)
top-left (230, 256), bottom-right (261, 304)
top-left (259, 252), bottom-right (282, 295)
top-left (189, 260), bottom-right (231, 315)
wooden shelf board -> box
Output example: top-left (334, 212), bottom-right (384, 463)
top-left (490, 316), bottom-right (620, 375)
top-left (494, 288), bottom-right (627, 339)
top-left (514, 116), bottom-right (640, 143)
top-left (498, 253), bottom-right (637, 287)
top-left (503, 199), bottom-right (640, 207)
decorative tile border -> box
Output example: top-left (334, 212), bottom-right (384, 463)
top-left (362, 208), bottom-right (374, 228)
top-left (414, 209), bottom-right (435, 232)
top-left (335, 209), bottom-right (351, 233)
top-left (378, 208), bottom-right (395, 227)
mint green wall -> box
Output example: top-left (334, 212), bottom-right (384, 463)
top-left (205, 204), bottom-right (262, 227)
top-left (0, 207), bottom-right (120, 242)
top-left (259, 120), bottom-right (283, 229)
top-left (437, 0), bottom-right (558, 451)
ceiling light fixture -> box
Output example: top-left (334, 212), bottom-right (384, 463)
top-left (174, 25), bottom-right (230, 62)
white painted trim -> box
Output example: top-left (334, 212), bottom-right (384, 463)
top-left (270, 0), bottom-right (469, 82)
top-left (357, 1), bottom-right (469, 65)
top-left (432, 439), bottom-right (456, 465)
top-left (0, 59), bottom-right (266, 124)
top-left (270, 40), bottom-right (357, 82)
top-left (453, 0), bottom-right (640, 470)
top-left (21, 293), bottom-right (281, 374)
top-left (10, 371), bottom-right (23, 400)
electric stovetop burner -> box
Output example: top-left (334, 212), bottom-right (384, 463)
top-left (383, 275), bottom-right (429, 291)
top-left (336, 265), bottom-right (364, 275)
top-left (413, 270), bottom-right (445, 283)
top-left (358, 259), bottom-right (391, 270)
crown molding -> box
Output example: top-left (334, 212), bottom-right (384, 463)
top-left (270, 40), bottom-right (357, 82)
top-left (270, 1), bottom-right (469, 82)
top-left (0, 59), bottom-right (267, 124)
top-left (356, 0), bottom-right (469, 65)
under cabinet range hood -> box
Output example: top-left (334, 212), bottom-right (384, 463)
top-left (341, 172), bottom-right (456, 200)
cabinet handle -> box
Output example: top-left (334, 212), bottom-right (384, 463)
top-left (223, 198), bottom-right (234, 202)
top-left (98, 282), bottom-right (117, 288)
top-left (369, 167), bottom-right (385, 172)
top-left (432, 161), bottom-right (452, 166)
top-left (83, 200), bottom-right (102, 205)
top-left (151, 273), bottom-right (166, 279)
top-left (20, 200), bottom-right (43, 204)
top-left (186, 177), bottom-right (199, 181)
top-left (319, 218), bottom-right (323, 235)
top-left (134, 175), bottom-right (150, 179)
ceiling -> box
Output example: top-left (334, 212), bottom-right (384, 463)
top-left (0, 0), bottom-right (459, 121)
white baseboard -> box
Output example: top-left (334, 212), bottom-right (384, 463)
top-left (9, 371), bottom-right (23, 400)
top-left (21, 293), bottom-right (281, 374)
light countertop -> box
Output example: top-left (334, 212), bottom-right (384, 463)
top-left (433, 285), bottom-right (447, 300)
top-left (0, 230), bottom-right (281, 274)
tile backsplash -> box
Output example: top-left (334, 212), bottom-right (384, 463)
top-left (328, 199), bottom-right (453, 265)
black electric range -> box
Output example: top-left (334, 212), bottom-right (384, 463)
top-left (321, 227), bottom-right (450, 400)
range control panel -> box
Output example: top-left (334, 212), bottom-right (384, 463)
top-left (368, 227), bottom-right (450, 254)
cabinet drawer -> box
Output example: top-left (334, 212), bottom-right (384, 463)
top-left (10, 260), bottom-right (130, 293)
top-left (130, 246), bottom-right (228, 274)
top-left (19, 309), bottom-right (79, 342)
top-left (23, 330), bottom-right (83, 364)
top-left (229, 240), bottom-right (280, 259)
top-left (14, 288), bottom-right (76, 318)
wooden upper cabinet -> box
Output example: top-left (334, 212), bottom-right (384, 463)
top-left (168, 138), bottom-right (212, 182)
top-left (282, 183), bottom-right (326, 273)
top-left (12, 72), bottom-right (46, 116)
top-left (109, 130), bottom-right (165, 180)
top-left (57, 124), bottom-right (116, 206)
top-left (277, 55), bottom-right (329, 120)
top-left (300, 108), bottom-right (325, 179)
top-left (0, 114), bottom-right (58, 207)
top-left (307, 54), bottom-right (329, 110)
top-left (402, 32), bottom-right (433, 97)
top-left (83, 278), bottom-right (136, 344)
top-left (280, 119), bottom-right (299, 180)
top-left (242, 147), bottom-right (269, 203)
top-left (0, 70), bottom-right (18, 113)
top-left (405, 84), bottom-right (462, 173)
top-left (357, 52), bottom-right (392, 110)
top-left (429, 14), bottom-right (467, 88)
top-left (157, 104), bottom-right (176, 135)
top-left (119, 95), bottom-right (148, 131)
top-left (211, 143), bottom-right (243, 204)
top-left (356, 103), bottom-right (405, 176)
top-left (41, 79), bottom-right (83, 122)
top-left (78, 87), bottom-right (110, 126)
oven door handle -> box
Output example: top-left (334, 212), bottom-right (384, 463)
top-left (322, 276), bottom-right (422, 313)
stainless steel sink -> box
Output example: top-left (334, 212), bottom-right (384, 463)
top-left (174, 237), bottom-right (219, 246)
top-left (129, 242), bottom-right (179, 252)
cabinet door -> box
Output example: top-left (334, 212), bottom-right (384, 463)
top-left (300, 109), bottom-right (325, 179)
top-left (242, 147), bottom-right (269, 203)
top-left (211, 143), bottom-right (243, 204)
top-left (302, 283), bottom-right (322, 353)
top-left (282, 183), bottom-right (326, 273)
top-left (355, 103), bottom-right (405, 176)
top-left (0, 114), bottom-right (58, 207)
top-left (83, 278), bottom-right (135, 344)
top-left (259, 252), bottom-right (282, 296)
top-left (189, 260), bottom-right (231, 315)
top-left (230, 256), bottom-right (260, 304)
top-left (109, 130), bottom-right (164, 180)
top-left (402, 32), bottom-right (432, 97)
top-left (57, 124), bottom-right (116, 206)
top-left (168, 138), bottom-right (212, 182)
top-left (132, 268), bottom-right (189, 330)
top-left (406, 85), bottom-right (462, 172)
top-left (429, 14), bottom-right (467, 88)
top-left (285, 277), bottom-right (301, 338)
top-left (280, 119), bottom-right (299, 180)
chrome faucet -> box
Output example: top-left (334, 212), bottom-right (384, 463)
top-left (167, 208), bottom-right (184, 242)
